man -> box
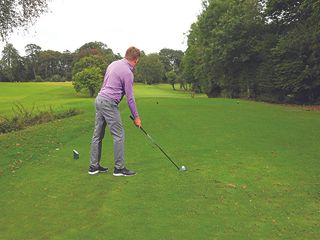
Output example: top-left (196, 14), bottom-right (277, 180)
top-left (88, 46), bottom-right (141, 176)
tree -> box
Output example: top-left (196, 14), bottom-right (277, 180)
top-left (0, 0), bottom-right (49, 41)
top-left (135, 53), bottom-right (165, 84)
top-left (182, 0), bottom-right (320, 103)
top-left (182, 0), bottom-right (265, 98)
top-left (72, 55), bottom-right (106, 77)
top-left (37, 50), bottom-right (62, 80)
top-left (74, 41), bottom-right (118, 64)
top-left (263, 0), bottom-right (302, 24)
top-left (166, 70), bottom-right (177, 90)
top-left (180, 23), bottom-right (204, 92)
top-left (202, 0), bottom-right (264, 98)
top-left (60, 50), bottom-right (74, 81)
top-left (25, 43), bottom-right (41, 79)
top-left (71, 41), bottom-right (119, 91)
top-left (263, 0), bottom-right (320, 103)
top-left (73, 67), bottom-right (102, 97)
top-left (0, 43), bottom-right (25, 81)
top-left (159, 48), bottom-right (184, 82)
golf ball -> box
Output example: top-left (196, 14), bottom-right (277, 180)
top-left (181, 166), bottom-right (186, 171)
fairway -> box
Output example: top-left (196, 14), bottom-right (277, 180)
top-left (0, 82), bottom-right (319, 239)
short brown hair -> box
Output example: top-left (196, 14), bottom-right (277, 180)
top-left (125, 46), bottom-right (140, 61)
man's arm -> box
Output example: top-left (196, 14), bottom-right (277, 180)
top-left (123, 73), bottom-right (141, 127)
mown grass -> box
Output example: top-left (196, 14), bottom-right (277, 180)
top-left (0, 82), bottom-right (319, 239)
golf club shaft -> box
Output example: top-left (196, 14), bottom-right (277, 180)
top-left (141, 127), bottom-right (180, 170)
top-left (130, 116), bottom-right (180, 170)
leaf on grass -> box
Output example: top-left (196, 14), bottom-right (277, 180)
top-left (226, 183), bottom-right (237, 188)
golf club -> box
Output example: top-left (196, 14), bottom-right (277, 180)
top-left (130, 116), bottom-right (186, 171)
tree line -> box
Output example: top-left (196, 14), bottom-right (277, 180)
top-left (0, 43), bottom-right (74, 83)
top-left (0, 42), bottom-right (184, 96)
top-left (1, 0), bottom-right (319, 104)
top-left (181, 0), bottom-right (320, 104)
top-left (0, 0), bottom-right (185, 96)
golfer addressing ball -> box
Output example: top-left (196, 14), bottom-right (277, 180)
top-left (88, 46), bottom-right (141, 176)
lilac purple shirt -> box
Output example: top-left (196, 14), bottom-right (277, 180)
top-left (98, 58), bottom-right (139, 118)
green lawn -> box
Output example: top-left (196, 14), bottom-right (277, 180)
top-left (0, 82), bottom-right (319, 239)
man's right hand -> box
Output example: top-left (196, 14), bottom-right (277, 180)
top-left (134, 117), bottom-right (142, 128)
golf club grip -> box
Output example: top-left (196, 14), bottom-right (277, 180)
top-left (130, 115), bottom-right (146, 134)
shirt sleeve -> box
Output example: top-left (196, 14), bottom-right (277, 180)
top-left (123, 72), bottom-right (139, 118)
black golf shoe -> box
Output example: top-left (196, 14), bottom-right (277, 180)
top-left (113, 167), bottom-right (136, 176)
top-left (88, 165), bottom-right (108, 175)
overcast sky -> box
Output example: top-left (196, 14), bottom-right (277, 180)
top-left (0, 0), bottom-right (203, 56)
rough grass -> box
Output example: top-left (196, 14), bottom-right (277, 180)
top-left (0, 103), bottom-right (81, 134)
top-left (0, 82), bottom-right (319, 239)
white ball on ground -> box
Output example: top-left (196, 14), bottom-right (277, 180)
top-left (180, 166), bottom-right (186, 171)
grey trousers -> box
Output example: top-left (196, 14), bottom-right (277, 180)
top-left (90, 95), bottom-right (125, 169)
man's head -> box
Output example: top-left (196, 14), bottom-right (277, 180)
top-left (125, 46), bottom-right (140, 66)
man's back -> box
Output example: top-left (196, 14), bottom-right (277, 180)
top-left (99, 59), bottom-right (134, 103)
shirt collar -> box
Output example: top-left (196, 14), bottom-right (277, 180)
top-left (123, 58), bottom-right (135, 72)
